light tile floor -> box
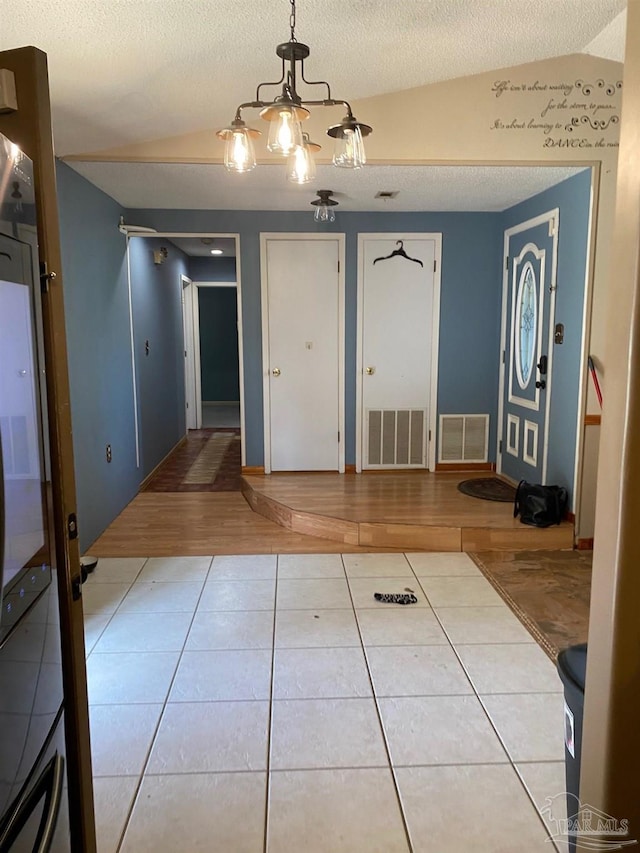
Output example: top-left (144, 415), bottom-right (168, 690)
top-left (83, 552), bottom-right (569, 853)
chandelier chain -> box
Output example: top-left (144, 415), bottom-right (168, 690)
top-left (289, 0), bottom-right (296, 41)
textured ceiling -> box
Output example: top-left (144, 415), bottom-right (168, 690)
top-left (0, 0), bottom-right (626, 156)
top-left (68, 161), bottom-right (587, 212)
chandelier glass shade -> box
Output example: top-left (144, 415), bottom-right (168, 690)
top-left (311, 190), bottom-right (338, 222)
top-left (217, 0), bottom-right (372, 181)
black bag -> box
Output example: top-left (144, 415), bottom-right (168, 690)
top-left (513, 480), bottom-right (568, 528)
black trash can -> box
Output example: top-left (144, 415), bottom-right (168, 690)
top-left (557, 643), bottom-right (588, 853)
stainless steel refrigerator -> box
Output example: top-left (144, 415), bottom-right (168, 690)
top-left (0, 130), bottom-right (70, 851)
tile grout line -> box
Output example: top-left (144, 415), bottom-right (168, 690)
top-left (413, 563), bottom-right (561, 849)
top-left (344, 554), bottom-right (416, 853)
top-left (263, 556), bottom-right (279, 853)
top-left (84, 558), bottom-right (150, 661)
top-left (112, 555), bottom-right (215, 853)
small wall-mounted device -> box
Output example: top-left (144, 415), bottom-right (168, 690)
top-left (153, 247), bottom-right (168, 265)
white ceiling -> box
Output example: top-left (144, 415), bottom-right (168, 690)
top-left (68, 161), bottom-right (587, 212)
top-left (165, 236), bottom-right (237, 256)
top-left (0, 0), bottom-right (626, 157)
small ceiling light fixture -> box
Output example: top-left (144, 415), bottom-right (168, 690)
top-left (217, 0), bottom-right (372, 181)
top-left (311, 190), bottom-right (338, 223)
top-left (210, 249), bottom-right (224, 255)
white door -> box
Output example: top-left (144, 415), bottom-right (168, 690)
top-left (498, 210), bottom-right (558, 483)
top-left (261, 235), bottom-right (344, 472)
top-left (358, 235), bottom-right (440, 470)
top-left (181, 276), bottom-right (197, 430)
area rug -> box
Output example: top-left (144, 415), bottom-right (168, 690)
top-left (469, 550), bottom-right (592, 660)
top-left (143, 429), bottom-right (242, 492)
top-left (458, 477), bottom-right (516, 502)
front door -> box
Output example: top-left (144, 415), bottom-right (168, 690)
top-left (499, 210), bottom-right (558, 483)
top-left (261, 235), bottom-right (344, 472)
top-left (358, 235), bottom-right (440, 470)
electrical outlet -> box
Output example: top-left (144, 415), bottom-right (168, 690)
top-left (106, 444), bottom-right (112, 463)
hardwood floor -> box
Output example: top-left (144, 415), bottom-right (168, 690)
top-left (242, 472), bottom-right (575, 551)
top-left (89, 493), bottom-right (402, 556)
top-left (90, 471), bottom-right (574, 556)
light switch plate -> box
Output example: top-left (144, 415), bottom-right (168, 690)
top-left (0, 69), bottom-right (18, 114)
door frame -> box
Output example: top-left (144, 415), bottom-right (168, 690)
top-left (129, 232), bottom-right (246, 466)
top-left (180, 274), bottom-right (197, 430)
top-left (260, 232), bottom-right (346, 475)
top-left (355, 232), bottom-right (442, 473)
top-left (191, 280), bottom-right (242, 431)
top-left (496, 209), bottom-right (559, 484)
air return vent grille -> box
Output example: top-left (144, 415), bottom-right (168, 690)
top-left (438, 414), bottom-right (489, 463)
top-left (366, 409), bottom-right (427, 468)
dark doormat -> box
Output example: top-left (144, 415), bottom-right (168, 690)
top-left (457, 477), bottom-right (516, 502)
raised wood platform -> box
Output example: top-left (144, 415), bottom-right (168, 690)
top-left (242, 472), bottom-right (575, 552)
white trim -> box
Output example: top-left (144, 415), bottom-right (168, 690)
top-left (260, 232), bottom-right (346, 474)
top-left (508, 241), bottom-right (545, 411)
top-left (191, 280), bottom-right (239, 430)
top-left (127, 231), bottom-right (245, 465)
top-left (124, 238), bottom-right (140, 468)
top-left (541, 209), bottom-right (560, 484)
top-left (180, 274), bottom-right (196, 431)
top-left (506, 414), bottom-right (520, 457)
top-left (573, 169), bottom-right (599, 521)
top-left (523, 419), bottom-right (539, 467)
top-left (355, 232), bottom-right (442, 472)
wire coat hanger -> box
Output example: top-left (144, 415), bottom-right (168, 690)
top-left (373, 240), bottom-right (424, 268)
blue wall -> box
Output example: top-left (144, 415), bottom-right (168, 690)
top-left (56, 162), bottom-right (135, 551)
top-left (189, 255), bottom-right (236, 281)
top-left (127, 238), bottom-right (188, 478)
top-left (198, 287), bottom-right (240, 401)
top-left (55, 167), bottom-right (589, 549)
top-left (126, 209), bottom-right (503, 465)
top-left (501, 169), bottom-right (591, 499)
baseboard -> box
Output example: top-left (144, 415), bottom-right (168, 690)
top-left (345, 465), bottom-right (356, 474)
top-left (139, 435), bottom-right (187, 490)
top-left (576, 537), bottom-right (594, 550)
top-left (435, 462), bottom-right (495, 472)
top-left (565, 511), bottom-right (576, 524)
top-left (242, 466), bottom-right (265, 475)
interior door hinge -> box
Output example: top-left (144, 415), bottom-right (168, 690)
top-left (502, 349), bottom-right (506, 364)
top-left (505, 256), bottom-right (509, 271)
top-left (338, 431), bottom-right (341, 442)
top-left (428, 429), bottom-right (432, 442)
top-left (433, 259), bottom-right (437, 273)
top-left (499, 440), bottom-right (503, 453)
top-left (337, 260), bottom-right (340, 273)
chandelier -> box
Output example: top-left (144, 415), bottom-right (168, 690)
top-left (217, 0), bottom-right (372, 182)
top-left (311, 190), bottom-right (338, 222)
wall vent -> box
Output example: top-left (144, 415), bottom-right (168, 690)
top-left (366, 408), bottom-right (426, 468)
top-left (438, 414), bottom-right (489, 463)
top-left (374, 191), bottom-right (399, 199)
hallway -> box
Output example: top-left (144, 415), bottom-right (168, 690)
top-left (84, 552), bottom-right (568, 852)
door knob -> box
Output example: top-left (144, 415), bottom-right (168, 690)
top-left (272, 367), bottom-right (281, 376)
top-left (536, 379), bottom-right (546, 389)
top-left (365, 367), bottom-right (375, 375)
top-left (537, 355), bottom-right (548, 375)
